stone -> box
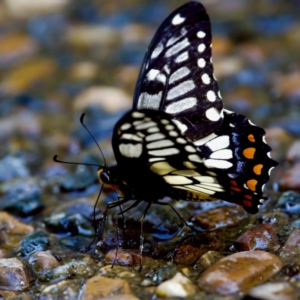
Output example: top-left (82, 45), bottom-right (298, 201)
top-left (173, 244), bottom-right (205, 266)
top-left (28, 251), bottom-right (59, 272)
top-left (280, 228), bottom-right (300, 261)
top-left (82, 275), bottom-right (132, 300)
top-left (197, 251), bottom-right (282, 294)
top-left (156, 272), bottom-right (196, 298)
top-left (279, 163), bottom-right (300, 192)
top-left (0, 258), bottom-right (30, 290)
top-left (286, 140), bottom-right (300, 163)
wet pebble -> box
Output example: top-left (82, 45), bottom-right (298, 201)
top-left (20, 232), bottom-right (49, 256)
top-left (279, 163), bottom-right (300, 192)
top-left (0, 156), bottom-right (29, 182)
top-left (280, 228), bottom-right (300, 261)
top-left (234, 223), bottom-right (278, 251)
top-left (28, 251), bottom-right (59, 272)
top-left (194, 251), bottom-right (224, 270)
top-left (0, 258), bottom-right (30, 291)
top-left (275, 191), bottom-right (300, 214)
top-left (191, 205), bottom-right (249, 231)
top-left (156, 272), bottom-right (196, 298)
top-left (173, 244), bottom-right (206, 266)
top-left (73, 86), bottom-right (131, 113)
top-left (247, 282), bottom-right (296, 300)
top-left (82, 275), bottom-right (132, 299)
top-left (197, 251), bottom-right (282, 294)
top-left (68, 61), bottom-right (99, 81)
top-left (287, 140), bottom-right (300, 163)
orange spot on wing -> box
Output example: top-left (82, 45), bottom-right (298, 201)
top-left (247, 179), bottom-right (257, 191)
top-left (253, 164), bottom-right (263, 175)
top-left (248, 134), bottom-right (255, 142)
top-left (243, 147), bottom-right (256, 159)
top-left (243, 200), bottom-right (252, 207)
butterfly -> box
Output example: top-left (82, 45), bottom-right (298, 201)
top-left (54, 1), bottom-right (278, 265)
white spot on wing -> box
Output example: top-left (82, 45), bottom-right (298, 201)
top-left (147, 140), bottom-right (174, 149)
top-left (132, 111), bottom-right (145, 118)
top-left (210, 149), bottom-right (233, 159)
top-left (175, 51), bottom-right (189, 63)
top-left (151, 42), bottom-right (164, 59)
top-left (137, 92), bottom-right (162, 110)
top-left (121, 133), bottom-right (142, 142)
top-left (145, 133), bottom-right (165, 142)
top-left (206, 90), bottom-right (216, 102)
top-left (205, 135), bottom-right (230, 151)
top-left (120, 123), bottom-right (131, 130)
top-left (150, 161), bottom-right (176, 175)
top-left (149, 148), bottom-right (180, 156)
top-left (119, 143), bottom-right (142, 158)
top-left (185, 145), bottom-right (196, 153)
top-left (188, 154), bottom-right (203, 163)
top-left (201, 73), bottom-right (210, 85)
top-left (165, 38), bottom-right (189, 58)
top-left (197, 31), bottom-right (206, 38)
top-left (164, 175), bottom-right (193, 185)
top-left (205, 107), bottom-right (221, 121)
top-left (166, 80), bottom-right (196, 100)
top-left (194, 133), bottom-right (217, 146)
top-left (197, 58), bottom-right (206, 68)
top-left (165, 97), bottom-right (197, 114)
top-left (172, 14), bottom-right (185, 25)
top-left (146, 69), bottom-right (166, 84)
top-left (172, 119), bottom-right (188, 133)
top-left (169, 67), bottom-right (190, 84)
top-left (204, 159), bottom-right (233, 169)
top-left (198, 43), bottom-right (206, 53)
top-left (135, 121), bottom-right (157, 130)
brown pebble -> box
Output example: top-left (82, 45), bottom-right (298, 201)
top-left (234, 224), bottom-right (278, 251)
top-left (173, 244), bottom-right (205, 266)
top-left (280, 228), bottom-right (300, 261)
top-left (29, 251), bottom-right (59, 272)
top-left (286, 140), bottom-right (300, 163)
top-left (0, 258), bottom-right (30, 291)
top-left (195, 251), bottom-right (223, 270)
top-left (197, 251), bottom-right (282, 294)
top-left (82, 275), bottom-right (132, 300)
top-left (279, 162), bottom-right (300, 192)
top-left (192, 206), bottom-right (248, 231)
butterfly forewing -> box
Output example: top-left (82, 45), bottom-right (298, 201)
top-left (133, 1), bottom-right (223, 141)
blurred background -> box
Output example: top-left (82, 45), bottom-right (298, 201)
top-left (0, 0), bottom-right (300, 296)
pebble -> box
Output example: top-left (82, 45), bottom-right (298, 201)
top-left (28, 251), bottom-right (59, 272)
top-left (173, 244), bottom-right (205, 266)
top-left (275, 191), bottom-right (300, 214)
top-left (234, 223), bottom-right (278, 251)
top-left (0, 32), bottom-right (38, 68)
top-left (0, 156), bottom-right (29, 182)
top-left (194, 251), bottom-right (224, 270)
top-left (82, 275), bottom-right (132, 300)
top-left (68, 61), bottom-right (99, 81)
top-left (247, 282), bottom-right (296, 300)
top-left (0, 58), bottom-right (57, 94)
top-left (156, 272), bottom-right (196, 298)
top-left (4, 0), bottom-right (69, 19)
top-left (191, 205), bottom-right (249, 231)
top-left (0, 258), bottom-right (30, 290)
top-left (197, 251), bottom-right (282, 294)
top-left (280, 228), bottom-right (300, 261)
top-left (279, 163), bottom-right (300, 192)
top-left (286, 140), bottom-right (300, 163)
top-left (73, 86), bottom-right (131, 113)
top-left (20, 232), bottom-right (49, 256)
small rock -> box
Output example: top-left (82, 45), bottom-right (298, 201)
top-left (234, 223), bottom-right (278, 251)
top-left (0, 211), bottom-right (34, 236)
top-left (68, 61), bottom-right (99, 81)
top-left (247, 282), bottom-right (296, 300)
top-left (173, 244), bottom-right (205, 266)
top-left (194, 251), bottom-right (223, 270)
top-left (286, 140), bottom-right (300, 163)
top-left (28, 251), bottom-right (59, 272)
top-left (197, 251), bottom-right (282, 294)
top-left (101, 295), bottom-right (140, 300)
top-left (73, 86), bottom-right (131, 113)
top-left (0, 258), bottom-right (30, 291)
top-left (275, 191), bottom-right (300, 214)
top-left (20, 232), bottom-right (49, 256)
top-left (274, 71), bottom-right (300, 98)
top-left (0, 156), bottom-right (29, 182)
top-left (82, 275), bottom-right (132, 299)
top-left (260, 211), bottom-right (290, 226)
top-left (279, 163), bottom-right (300, 192)
top-left (4, 0), bottom-right (69, 19)
top-left (280, 228), bottom-right (300, 261)
top-left (0, 58), bottom-right (57, 95)
top-left (212, 35), bottom-right (233, 56)
top-left (156, 272), bottom-right (196, 298)
top-left (191, 206), bottom-right (249, 231)
top-left (104, 249), bottom-right (134, 266)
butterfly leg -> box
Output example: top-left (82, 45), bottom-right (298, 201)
top-left (156, 201), bottom-right (195, 232)
top-left (138, 201), bottom-right (152, 271)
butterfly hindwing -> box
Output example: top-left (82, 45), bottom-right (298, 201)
top-left (133, 1), bottom-right (223, 141)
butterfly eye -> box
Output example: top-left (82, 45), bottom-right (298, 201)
top-left (99, 170), bottom-right (110, 184)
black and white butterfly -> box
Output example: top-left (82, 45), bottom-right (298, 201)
top-left (55, 1), bottom-right (278, 263)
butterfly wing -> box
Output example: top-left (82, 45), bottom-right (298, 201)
top-left (133, 1), bottom-right (223, 141)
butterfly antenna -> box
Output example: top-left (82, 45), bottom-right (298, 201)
top-left (80, 113), bottom-right (106, 167)
top-left (53, 155), bottom-right (100, 167)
